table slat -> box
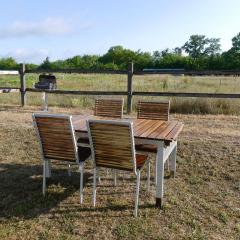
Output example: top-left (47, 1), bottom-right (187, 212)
top-left (156, 121), bottom-right (178, 139)
top-left (72, 115), bottom-right (183, 142)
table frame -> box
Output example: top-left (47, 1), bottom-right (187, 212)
top-left (74, 116), bottom-right (181, 208)
top-left (136, 138), bottom-right (177, 207)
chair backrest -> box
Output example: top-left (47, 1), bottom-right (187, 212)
top-left (94, 98), bottom-right (124, 118)
top-left (137, 100), bottom-right (170, 121)
top-left (87, 120), bottom-right (136, 174)
top-left (32, 113), bottom-right (78, 163)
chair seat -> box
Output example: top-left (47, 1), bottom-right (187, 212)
top-left (78, 146), bottom-right (91, 162)
top-left (135, 144), bottom-right (157, 153)
top-left (78, 137), bottom-right (90, 145)
top-left (136, 154), bottom-right (148, 169)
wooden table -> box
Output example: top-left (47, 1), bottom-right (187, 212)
top-left (72, 115), bottom-right (184, 207)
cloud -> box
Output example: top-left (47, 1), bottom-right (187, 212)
top-left (3, 48), bottom-right (49, 63)
top-left (0, 17), bottom-right (74, 38)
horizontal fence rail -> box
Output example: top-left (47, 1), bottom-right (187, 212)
top-left (25, 69), bottom-right (240, 76)
top-left (134, 70), bottom-right (240, 76)
top-left (26, 88), bottom-right (240, 99)
top-left (26, 88), bottom-right (128, 96)
top-left (0, 70), bottom-right (19, 75)
top-left (25, 69), bottom-right (128, 74)
top-left (132, 92), bottom-right (240, 98)
top-left (0, 87), bottom-right (20, 93)
top-left (1, 63), bottom-right (240, 112)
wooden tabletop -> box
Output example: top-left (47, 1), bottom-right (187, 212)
top-left (72, 115), bottom-right (183, 142)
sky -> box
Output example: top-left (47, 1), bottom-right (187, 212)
top-left (0, 0), bottom-right (239, 63)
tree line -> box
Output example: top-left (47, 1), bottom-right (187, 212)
top-left (0, 33), bottom-right (240, 71)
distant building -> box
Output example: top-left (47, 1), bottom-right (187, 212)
top-left (142, 68), bottom-right (185, 76)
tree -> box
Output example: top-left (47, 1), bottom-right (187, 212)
top-left (39, 57), bottom-right (51, 69)
top-left (99, 46), bottom-right (137, 69)
top-left (205, 38), bottom-right (221, 56)
top-left (222, 32), bottom-right (240, 69)
top-left (182, 35), bottom-right (209, 58)
top-left (173, 47), bottom-right (182, 56)
top-left (182, 35), bottom-right (221, 58)
top-left (231, 32), bottom-right (240, 53)
top-left (160, 48), bottom-right (170, 57)
top-left (0, 57), bottom-right (18, 70)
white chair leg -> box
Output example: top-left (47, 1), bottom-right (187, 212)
top-left (68, 164), bottom-right (71, 177)
top-left (122, 170), bottom-right (126, 181)
top-left (45, 160), bottom-right (51, 178)
top-left (134, 170), bottom-right (141, 217)
top-left (43, 161), bottom-right (46, 196)
top-left (113, 169), bottom-right (117, 186)
top-left (155, 154), bottom-right (158, 185)
top-left (93, 168), bottom-right (97, 207)
top-left (147, 160), bottom-right (150, 191)
top-left (97, 167), bottom-right (101, 183)
top-left (79, 163), bottom-right (84, 204)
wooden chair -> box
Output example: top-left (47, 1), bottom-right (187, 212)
top-left (78, 98), bottom-right (124, 146)
top-left (32, 113), bottom-right (91, 203)
top-left (136, 100), bottom-right (170, 154)
top-left (87, 119), bottom-right (150, 217)
top-left (94, 98), bottom-right (124, 118)
top-left (137, 100), bottom-right (170, 121)
top-left (135, 100), bottom-right (170, 182)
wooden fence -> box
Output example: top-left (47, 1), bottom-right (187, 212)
top-left (1, 63), bottom-right (240, 113)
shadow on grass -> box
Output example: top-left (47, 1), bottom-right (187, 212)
top-left (0, 163), bottom-right (92, 220)
top-left (49, 203), bottom-right (157, 218)
top-left (0, 163), bottom-right (162, 220)
top-left (0, 105), bottom-right (31, 112)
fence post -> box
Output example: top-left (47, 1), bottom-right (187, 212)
top-left (42, 92), bottom-right (48, 111)
top-left (127, 62), bottom-right (134, 113)
top-left (20, 63), bottom-right (26, 106)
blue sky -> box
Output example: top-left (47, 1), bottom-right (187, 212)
top-left (0, 0), bottom-right (239, 63)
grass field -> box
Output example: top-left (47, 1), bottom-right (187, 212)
top-left (0, 73), bottom-right (240, 114)
top-left (0, 106), bottom-right (239, 239)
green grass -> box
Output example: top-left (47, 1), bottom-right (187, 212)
top-left (0, 73), bottom-right (240, 114)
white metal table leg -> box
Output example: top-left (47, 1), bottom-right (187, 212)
top-left (147, 159), bottom-right (150, 191)
top-left (156, 142), bottom-right (164, 208)
top-left (165, 158), bottom-right (170, 171)
top-left (169, 143), bottom-right (177, 177)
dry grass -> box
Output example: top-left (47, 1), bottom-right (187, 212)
top-left (0, 106), bottom-right (239, 239)
top-left (0, 74), bottom-right (240, 114)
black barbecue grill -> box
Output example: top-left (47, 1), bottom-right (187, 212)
top-left (35, 74), bottom-right (57, 90)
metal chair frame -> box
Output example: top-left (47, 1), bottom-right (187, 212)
top-left (32, 113), bottom-right (90, 203)
top-left (87, 119), bottom-right (150, 217)
top-left (136, 100), bottom-right (172, 183)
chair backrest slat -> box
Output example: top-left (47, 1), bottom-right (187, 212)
top-left (88, 120), bottom-right (136, 173)
top-left (33, 114), bottom-right (78, 162)
top-left (94, 98), bottom-right (124, 118)
top-left (137, 100), bottom-right (170, 121)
